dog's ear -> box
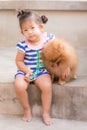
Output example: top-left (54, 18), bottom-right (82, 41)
top-left (55, 38), bottom-right (65, 52)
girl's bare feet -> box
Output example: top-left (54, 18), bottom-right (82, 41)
top-left (42, 114), bottom-right (53, 125)
top-left (22, 109), bottom-right (32, 122)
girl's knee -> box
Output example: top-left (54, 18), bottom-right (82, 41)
top-left (15, 83), bottom-right (25, 94)
top-left (15, 76), bottom-right (28, 92)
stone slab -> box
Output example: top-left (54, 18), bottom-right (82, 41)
top-left (0, 76), bottom-right (87, 121)
top-left (0, 1), bottom-right (87, 10)
top-left (0, 10), bottom-right (87, 48)
top-left (0, 47), bottom-right (87, 82)
top-left (1, 115), bottom-right (87, 130)
top-left (0, 47), bottom-right (87, 121)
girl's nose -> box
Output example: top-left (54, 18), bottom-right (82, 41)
top-left (28, 29), bottom-right (32, 34)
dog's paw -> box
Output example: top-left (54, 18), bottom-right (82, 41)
top-left (73, 75), bottom-right (77, 79)
top-left (58, 79), bottom-right (66, 85)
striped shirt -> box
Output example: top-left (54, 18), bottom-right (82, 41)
top-left (15, 32), bottom-right (55, 81)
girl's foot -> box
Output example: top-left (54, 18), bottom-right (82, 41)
top-left (42, 114), bottom-right (53, 125)
top-left (22, 109), bottom-right (32, 122)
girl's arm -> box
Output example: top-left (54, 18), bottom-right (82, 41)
top-left (15, 51), bottom-right (32, 75)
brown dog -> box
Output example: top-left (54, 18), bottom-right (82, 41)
top-left (41, 38), bottom-right (79, 85)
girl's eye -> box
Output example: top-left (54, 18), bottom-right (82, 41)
top-left (24, 29), bottom-right (28, 32)
top-left (32, 27), bottom-right (35, 29)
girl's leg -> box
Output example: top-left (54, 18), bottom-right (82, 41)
top-left (34, 74), bottom-right (53, 125)
top-left (14, 75), bottom-right (32, 122)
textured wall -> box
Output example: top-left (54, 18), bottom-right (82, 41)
top-left (0, 10), bottom-right (87, 49)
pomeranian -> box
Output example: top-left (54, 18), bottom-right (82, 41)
top-left (41, 38), bottom-right (79, 85)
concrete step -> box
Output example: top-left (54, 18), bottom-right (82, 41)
top-left (0, 9), bottom-right (87, 49)
top-left (0, 47), bottom-right (87, 121)
top-left (0, 76), bottom-right (87, 121)
top-left (0, 46), bottom-right (87, 82)
top-left (0, 114), bottom-right (87, 130)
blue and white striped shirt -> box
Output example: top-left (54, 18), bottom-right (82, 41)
top-left (15, 33), bottom-right (55, 80)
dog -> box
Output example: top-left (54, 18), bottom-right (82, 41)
top-left (41, 38), bottom-right (79, 85)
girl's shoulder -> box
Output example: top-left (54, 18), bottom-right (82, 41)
top-left (16, 40), bottom-right (27, 53)
top-left (47, 33), bottom-right (55, 40)
top-left (17, 40), bottom-right (26, 45)
top-left (44, 32), bottom-right (55, 43)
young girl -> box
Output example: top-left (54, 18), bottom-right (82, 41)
top-left (15, 10), bottom-right (70, 125)
top-left (15, 10), bottom-right (55, 125)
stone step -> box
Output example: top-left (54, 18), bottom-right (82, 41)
top-left (0, 8), bottom-right (87, 49)
top-left (0, 47), bottom-right (87, 121)
top-left (1, 115), bottom-right (87, 130)
top-left (0, 75), bottom-right (87, 121)
top-left (0, 47), bottom-right (87, 82)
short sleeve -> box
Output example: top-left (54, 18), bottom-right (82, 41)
top-left (16, 41), bottom-right (26, 53)
top-left (46, 33), bottom-right (55, 42)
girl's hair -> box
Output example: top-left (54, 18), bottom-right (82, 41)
top-left (17, 10), bottom-right (48, 28)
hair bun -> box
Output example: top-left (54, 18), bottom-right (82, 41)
top-left (41, 15), bottom-right (48, 24)
top-left (17, 10), bottom-right (25, 18)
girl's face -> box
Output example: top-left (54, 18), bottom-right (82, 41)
top-left (21, 20), bottom-right (44, 43)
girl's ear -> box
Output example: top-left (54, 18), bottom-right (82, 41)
top-left (21, 30), bottom-right (24, 35)
top-left (39, 24), bottom-right (44, 31)
top-left (21, 30), bottom-right (23, 34)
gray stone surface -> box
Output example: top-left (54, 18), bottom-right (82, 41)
top-left (0, 47), bottom-right (16, 82)
top-left (0, 115), bottom-right (87, 130)
top-left (0, 47), bottom-right (87, 82)
top-left (0, 78), bottom-right (87, 121)
top-left (0, 10), bottom-right (87, 49)
top-left (0, 1), bottom-right (87, 10)
top-left (0, 47), bottom-right (87, 121)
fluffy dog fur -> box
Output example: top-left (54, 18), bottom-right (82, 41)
top-left (41, 38), bottom-right (79, 85)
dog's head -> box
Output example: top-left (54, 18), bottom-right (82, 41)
top-left (42, 38), bottom-right (64, 68)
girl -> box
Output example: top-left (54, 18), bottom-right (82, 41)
top-left (15, 10), bottom-right (55, 125)
top-left (15, 10), bottom-right (70, 125)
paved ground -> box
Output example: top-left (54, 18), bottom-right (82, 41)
top-left (0, 114), bottom-right (87, 130)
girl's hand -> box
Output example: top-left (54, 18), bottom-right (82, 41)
top-left (61, 67), bottom-right (70, 80)
top-left (24, 68), bottom-right (33, 82)
top-left (27, 67), bottom-right (33, 75)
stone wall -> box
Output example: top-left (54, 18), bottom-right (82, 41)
top-left (0, 1), bottom-right (87, 48)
